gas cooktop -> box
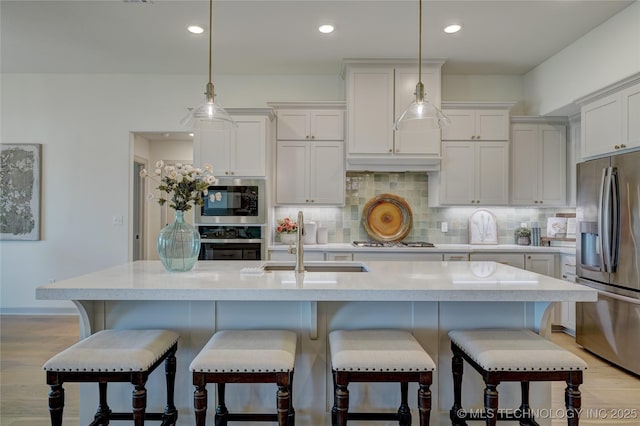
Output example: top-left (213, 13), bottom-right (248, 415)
top-left (352, 241), bottom-right (436, 248)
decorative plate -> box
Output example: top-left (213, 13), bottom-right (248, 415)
top-left (362, 194), bottom-right (413, 242)
top-left (469, 209), bottom-right (498, 245)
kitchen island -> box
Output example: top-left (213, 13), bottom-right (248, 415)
top-left (36, 260), bottom-right (596, 426)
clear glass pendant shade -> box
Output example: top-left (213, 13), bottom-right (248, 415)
top-left (394, 97), bottom-right (451, 130)
top-left (180, 93), bottom-right (236, 129)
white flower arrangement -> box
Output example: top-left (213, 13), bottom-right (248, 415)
top-left (140, 160), bottom-right (216, 211)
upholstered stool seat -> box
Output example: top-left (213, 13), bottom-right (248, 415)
top-left (448, 329), bottom-right (587, 426)
top-left (44, 329), bottom-right (179, 426)
top-left (329, 329), bottom-right (435, 426)
top-left (190, 330), bottom-right (297, 426)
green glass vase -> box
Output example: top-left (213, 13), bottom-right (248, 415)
top-left (157, 210), bottom-right (201, 272)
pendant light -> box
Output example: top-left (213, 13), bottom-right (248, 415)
top-left (180, 0), bottom-right (235, 129)
top-left (394, 0), bottom-right (450, 130)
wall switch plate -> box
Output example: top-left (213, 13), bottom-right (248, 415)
top-left (441, 222), bottom-right (448, 233)
top-left (112, 215), bottom-right (124, 225)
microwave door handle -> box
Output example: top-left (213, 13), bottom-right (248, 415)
top-left (597, 167), bottom-right (608, 271)
top-left (609, 167), bottom-right (619, 272)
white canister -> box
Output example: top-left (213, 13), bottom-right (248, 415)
top-left (303, 222), bottom-right (317, 244)
top-left (316, 227), bottom-right (328, 244)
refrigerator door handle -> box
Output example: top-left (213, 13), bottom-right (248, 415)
top-left (597, 167), bottom-right (609, 272)
top-left (609, 167), bottom-right (619, 272)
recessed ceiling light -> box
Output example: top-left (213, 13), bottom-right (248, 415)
top-left (318, 24), bottom-right (334, 34)
top-left (444, 24), bottom-right (461, 34)
top-left (187, 25), bottom-right (204, 34)
top-left (189, 133), bottom-right (194, 137)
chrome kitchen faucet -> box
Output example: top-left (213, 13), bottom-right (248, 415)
top-left (287, 210), bottom-right (305, 273)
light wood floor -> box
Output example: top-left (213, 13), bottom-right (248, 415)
top-left (1, 316), bottom-right (638, 425)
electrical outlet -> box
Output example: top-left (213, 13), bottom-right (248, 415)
top-left (441, 222), bottom-right (448, 233)
top-left (112, 215), bottom-right (124, 225)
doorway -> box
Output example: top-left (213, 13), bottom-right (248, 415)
top-left (133, 158), bottom-right (147, 261)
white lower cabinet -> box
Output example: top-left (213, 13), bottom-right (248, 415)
top-left (469, 253), bottom-right (524, 268)
top-left (558, 254), bottom-right (577, 333)
top-left (326, 252), bottom-right (354, 261)
top-left (269, 250), bottom-right (325, 261)
top-left (524, 253), bottom-right (556, 276)
top-left (353, 252), bottom-right (443, 261)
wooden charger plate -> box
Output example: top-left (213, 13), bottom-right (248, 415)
top-left (362, 194), bottom-right (413, 242)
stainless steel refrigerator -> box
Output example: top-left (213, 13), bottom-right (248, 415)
top-left (576, 149), bottom-right (640, 375)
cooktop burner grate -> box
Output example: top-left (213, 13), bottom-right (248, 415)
top-left (352, 241), bottom-right (435, 248)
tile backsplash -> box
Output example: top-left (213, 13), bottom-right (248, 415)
top-left (273, 172), bottom-right (575, 244)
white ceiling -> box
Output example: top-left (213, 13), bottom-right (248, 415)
top-left (1, 0), bottom-right (634, 76)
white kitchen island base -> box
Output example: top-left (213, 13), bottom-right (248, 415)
top-left (37, 261), bottom-right (596, 426)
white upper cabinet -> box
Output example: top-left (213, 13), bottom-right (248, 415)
top-left (344, 60), bottom-right (444, 171)
top-left (194, 112), bottom-right (271, 177)
top-left (271, 102), bottom-right (346, 206)
top-left (441, 105), bottom-right (510, 141)
top-left (440, 140), bottom-right (509, 205)
top-left (579, 75), bottom-right (639, 159)
top-left (510, 120), bottom-right (567, 206)
top-left (276, 109), bottom-right (344, 141)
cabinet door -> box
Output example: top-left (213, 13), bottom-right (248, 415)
top-left (353, 252), bottom-right (442, 261)
top-left (476, 110), bottom-right (509, 140)
top-left (469, 253), bottom-right (525, 269)
top-left (310, 111), bottom-right (344, 141)
top-left (581, 92), bottom-right (622, 158)
top-left (393, 67), bottom-right (441, 156)
top-left (309, 142), bottom-right (344, 204)
top-left (440, 141), bottom-right (476, 205)
top-left (277, 110), bottom-right (309, 140)
top-left (230, 116), bottom-right (266, 177)
top-left (347, 66), bottom-right (394, 154)
top-left (622, 82), bottom-right (640, 150)
top-left (538, 124), bottom-right (566, 205)
top-left (276, 141), bottom-right (308, 204)
top-left (525, 253), bottom-right (556, 277)
top-left (196, 122), bottom-right (231, 175)
top-left (510, 124), bottom-right (539, 205)
top-left (476, 142), bottom-right (509, 205)
top-left (440, 110), bottom-right (476, 141)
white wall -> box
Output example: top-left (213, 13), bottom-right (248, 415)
top-left (0, 73), bottom-right (343, 312)
top-left (524, 2), bottom-right (640, 115)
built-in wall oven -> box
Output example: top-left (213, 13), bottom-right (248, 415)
top-left (195, 178), bottom-right (265, 225)
top-left (198, 226), bottom-right (264, 260)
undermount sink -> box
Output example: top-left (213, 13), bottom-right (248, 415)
top-left (261, 261), bottom-right (369, 273)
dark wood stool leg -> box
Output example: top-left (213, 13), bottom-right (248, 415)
top-left (193, 376), bottom-right (208, 426)
top-left (418, 373), bottom-right (432, 426)
top-left (398, 381), bottom-right (411, 425)
top-left (331, 371), bottom-right (338, 426)
top-left (48, 383), bottom-right (64, 426)
top-left (276, 372), bottom-right (291, 426)
top-left (484, 380), bottom-right (499, 426)
top-left (94, 382), bottom-right (111, 425)
top-left (518, 381), bottom-right (536, 426)
top-left (565, 372), bottom-right (582, 426)
top-left (162, 348), bottom-right (178, 425)
top-left (214, 383), bottom-right (228, 426)
top-left (132, 380), bottom-right (147, 426)
top-left (288, 370), bottom-right (296, 426)
top-left (450, 346), bottom-right (468, 426)
top-left (334, 372), bottom-right (349, 426)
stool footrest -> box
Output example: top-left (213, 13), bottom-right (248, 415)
top-left (347, 412), bottom-right (401, 421)
top-left (225, 413), bottom-right (278, 421)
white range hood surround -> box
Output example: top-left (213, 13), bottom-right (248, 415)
top-left (346, 155), bottom-right (441, 172)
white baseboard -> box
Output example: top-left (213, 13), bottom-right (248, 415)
top-left (0, 307), bottom-right (79, 316)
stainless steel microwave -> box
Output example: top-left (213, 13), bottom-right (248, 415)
top-left (195, 178), bottom-right (266, 225)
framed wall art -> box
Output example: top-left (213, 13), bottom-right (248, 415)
top-left (0, 143), bottom-right (42, 240)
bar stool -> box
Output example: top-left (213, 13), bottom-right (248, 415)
top-left (43, 329), bottom-right (179, 426)
top-left (329, 329), bottom-right (436, 426)
top-left (448, 328), bottom-right (587, 426)
top-left (189, 329), bottom-right (297, 426)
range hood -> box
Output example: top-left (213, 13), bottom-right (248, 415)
top-left (346, 155), bottom-right (441, 172)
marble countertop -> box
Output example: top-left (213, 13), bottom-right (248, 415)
top-left (268, 243), bottom-right (576, 254)
top-left (36, 260), bottom-right (595, 303)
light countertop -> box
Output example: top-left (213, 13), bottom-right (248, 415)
top-left (36, 260), bottom-right (594, 303)
top-left (268, 243), bottom-right (576, 254)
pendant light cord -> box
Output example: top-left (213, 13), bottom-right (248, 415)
top-left (209, 0), bottom-right (213, 85)
top-left (418, 0), bottom-right (422, 84)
